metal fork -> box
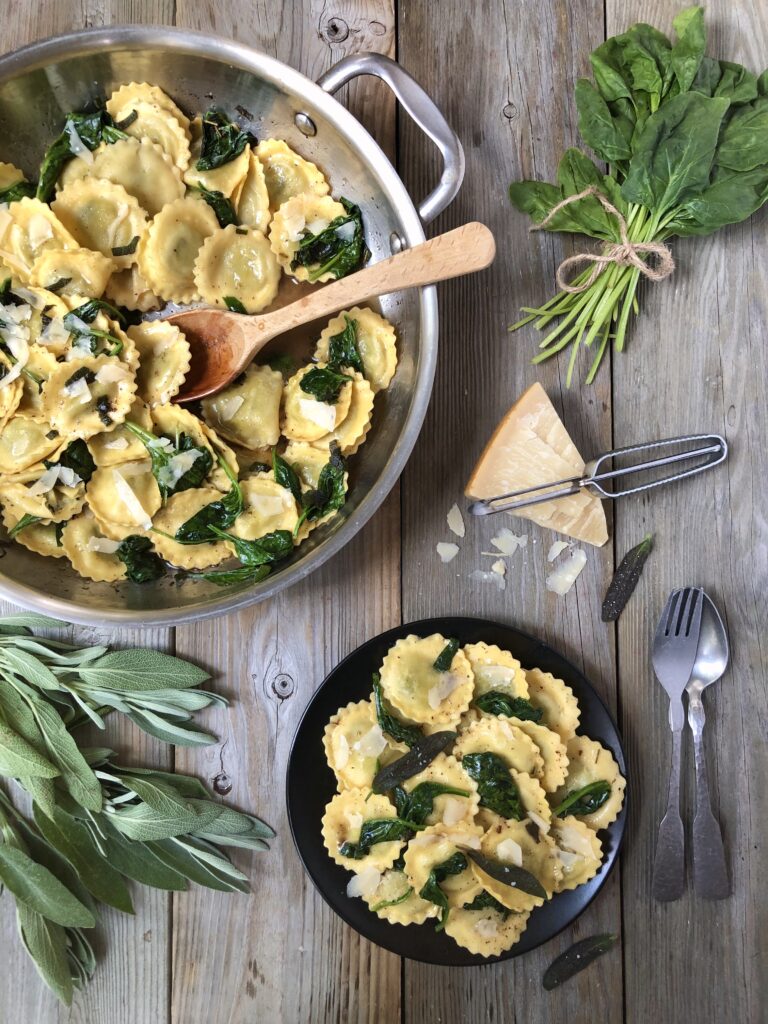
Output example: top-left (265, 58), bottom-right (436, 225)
top-left (651, 587), bottom-right (705, 901)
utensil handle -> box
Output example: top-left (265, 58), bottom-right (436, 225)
top-left (652, 724), bottom-right (685, 902)
top-left (254, 223), bottom-right (495, 339)
top-left (318, 52), bottom-right (465, 222)
top-left (688, 694), bottom-right (729, 899)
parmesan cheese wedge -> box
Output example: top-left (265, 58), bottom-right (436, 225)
top-left (465, 382), bottom-right (608, 546)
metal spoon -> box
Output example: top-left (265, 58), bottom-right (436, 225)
top-left (166, 221), bottom-right (496, 402)
top-left (687, 591), bottom-right (730, 899)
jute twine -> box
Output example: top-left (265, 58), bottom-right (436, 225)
top-left (532, 185), bottom-right (675, 293)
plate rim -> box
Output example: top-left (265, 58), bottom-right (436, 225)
top-left (286, 615), bottom-right (627, 966)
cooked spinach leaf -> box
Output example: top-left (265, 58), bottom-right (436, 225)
top-left (209, 527), bottom-right (293, 568)
top-left (272, 449), bottom-right (303, 504)
top-left (67, 297), bottom-right (128, 328)
top-left (543, 933), bottom-right (619, 990)
top-left (601, 533), bottom-right (653, 621)
top-left (290, 197), bottom-right (370, 282)
top-left (326, 315), bottom-right (364, 374)
top-left (339, 816), bottom-right (420, 859)
top-left (462, 889), bottom-right (511, 918)
top-left (433, 637), bottom-right (460, 672)
top-left (96, 396), bottom-right (113, 426)
top-left (173, 455), bottom-right (243, 543)
top-left (553, 779), bottom-right (611, 816)
top-left (467, 851), bottom-right (547, 899)
top-left (223, 296), bottom-right (247, 313)
top-left (37, 108), bottom-right (128, 203)
top-left (63, 301), bottom-right (124, 357)
top-left (372, 672), bottom-right (423, 747)
top-left (473, 691), bottom-right (544, 722)
top-left (419, 852), bottom-right (468, 929)
top-left (392, 782), bottom-right (470, 826)
top-left (124, 422), bottom-right (213, 500)
top-left (267, 353), bottom-right (296, 379)
top-left (111, 236), bottom-right (139, 258)
top-left (372, 731), bottom-right (457, 793)
top-left (0, 179), bottom-right (35, 204)
top-left (299, 366), bottom-right (352, 404)
top-left (196, 108), bottom-right (253, 171)
top-left (195, 184), bottom-right (238, 227)
top-left (461, 751), bottom-right (524, 819)
top-left (369, 886), bottom-right (413, 913)
top-left (185, 563), bottom-right (271, 587)
top-left (294, 442), bottom-right (347, 534)
top-left (50, 439), bottom-right (95, 484)
top-left (63, 366), bottom-right (96, 389)
top-left (8, 513), bottom-right (41, 538)
top-left (116, 536), bottom-right (167, 583)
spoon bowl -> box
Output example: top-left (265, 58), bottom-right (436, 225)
top-left (688, 593), bottom-right (729, 692)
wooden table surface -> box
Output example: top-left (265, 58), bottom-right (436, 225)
top-left (1, 1), bottom-right (766, 1021)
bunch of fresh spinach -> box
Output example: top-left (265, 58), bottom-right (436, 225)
top-left (509, 6), bottom-right (768, 384)
top-left (0, 613), bottom-right (273, 1004)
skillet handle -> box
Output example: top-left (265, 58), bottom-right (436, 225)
top-left (317, 52), bottom-right (464, 224)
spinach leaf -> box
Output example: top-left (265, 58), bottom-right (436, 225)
top-left (473, 691), bottom-right (543, 722)
top-left (223, 296), bottom-right (247, 314)
top-left (338, 817), bottom-right (419, 859)
top-left (553, 779), bottom-right (611, 816)
top-left (418, 852), bottom-right (468, 929)
top-left (714, 60), bottom-right (758, 104)
top-left (209, 527), bottom-right (293, 567)
top-left (267, 353), bottom-right (296, 379)
top-left (67, 297), bottom-right (127, 329)
top-left (290, 197), bottom-right (370, 282)
top-left (575, 79), bottom-right (632, 165)
top-left (174, 456), bottom-right (243, 543)
top-left (186, 563), bottom-right (271, 587)
top-left (543, 934), bottom-right (618, 990)
top-left (433, 638), bottom-right (459, 673)
top-left (0, 179), bottom-right (35, 204)
top-left (717, 97), bottom-right (768, 172)
top-left (467, 851), bottom-right (547, 899)
top-left (37, 109), bottom-right (128, 203)
top-left (665, 164), bottom-right (768, 236)
top-left (116, 536), bottom-right (167, 583)
top-left (195, 184), bottom-right (238, 227)
top-left (589, 37), bottom-right (634, 103)
top-left (462, 889), bottom-right (510, 918)
top-left (461, 752), bottom-right (524, 819)
top-left (63, 366), bottom-right (96, 389)
top-left (670, 5), bottom-right (706, 94)
top-left (295, 442), bottom-right (347, 533)
top-left (372, 732), bottom-right (457, 793)
top-left (601, 533), bottom-right (653, 621)
top-left (111, 236), bottom-right (139, 258)
top-left (124, 422), bottom-right (213, 500)
top-left (63, 304), bottom-right (124, 358)
top-left (392, 782), bottom-right (470, 826)
top-left (372, 673), bottom-right (423, 747)
top-left (51, 439), bottom-right (95, 484)
top-left (272, 449), bottom-right (302, 504)
top-left (326, 316), bottom-right (364, 374)
top-left (508, 179), bottom-right (563, 225)
top-left (556, 149), bottom-right (619, 239)
top-left (196, 109), bottom-right (252, 171)
top-left (369, 886), bottom-right (413, 913)
top-left (8, 513), bottom-right (41, 538)
top-left (299, 366), bottom-right (352, 404)
top-left (690, 55), bottom-right (722, 97)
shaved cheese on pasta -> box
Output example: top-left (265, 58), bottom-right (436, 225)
top-left (96, 363), bottom-right (132, 384)
top-left (86, 536), bottom-right (122, 554)
top-left (27, 214), bottom-right (54, 248)
top-left (216, 394), bottom-right (245, 421)
top-left (334, 732), bottom-right (350, 770)
top-left (556, 849), bottom-right (581, 869)
top-left (27, 465), bottom-right (61, 495)
top-left (442, 797), bottom-right (467, 826)
top-left (64, 375), bottom-right (92, 404)
top-left (528, 811), bottom-right (551, 835)
top-left (497, 838), bottom-right (523, 866)
top-left (346, 866), bottom-right (381, 899)
top-left (352, 724), bottom-right (387, 759)
top-left (297, 397), bottom-right (336, 433)
top-left (557, 823), bottom-right (595, 858)
top-left (103, 436), bottom-right (130, 450)
top-left (112, 467), bottom-right (152, 528)
top-left (40, 317), bottom-right (71, 346)
top-left (10, 286), bottom-right (42, 308)
top-left (474, 917), bottom-right (499, 938)
top-left (156, 448), bottom-right (204, 492)
top-left (57, 466), bottom-right (82, 488)
top-left (428, 672), bottom-right (462, 710)
top-left (347, 811), bottom-right (363, 832)
top-left (65, 121), bottom-right (94, 163)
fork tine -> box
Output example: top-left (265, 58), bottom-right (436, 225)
top-left (686, 587), bottom-right (704, 637)
top-left (674, 587), bottom-right (692, 636)
top-left (656, 589), bottom-right (681, 644)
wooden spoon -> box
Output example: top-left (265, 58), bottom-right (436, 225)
top-left (167, 221), bottom-right (495, 402)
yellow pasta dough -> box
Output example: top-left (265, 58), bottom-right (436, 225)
top-left (471, 819), bottom-right (562, 913)
top-left (184, 117), bottom-right (250, 197)
top-left (137, 196), bottom-right (218, 303)
top-left (268, 193), bottom-right (347, 282)
top-left (255, 139), bottom-right (329, 212)
top-left (107, 83), bottom-right (191, 134)
top-left (88, 398), bottom-right (153, 467)
top-left (454, 715), bottom-right (545, 778)
top-left (235, 150), bottom-right (271, 232)
top-left (379, 633), bottom-right (475, 725)
top-left (314, 308), bottom-right (397, 394)
top-left (201, 364), bottom-right (282, 450)
top-left (127, 320), bottom-right (191, 406)
top-left (108, 99), bottom-right (191, 172)
top-left (463, 642), bottom-right (528, 698)
top-left (0, 162), bottom-right (24, 190)
top-left (30, 247), bottom-right (114, 298)
top-left (524, 667), bottom-right (581, 741)
top-left (504, 717), bottom-right (569, 793)
top-left (400, 754), bottom-right (480, 828)
top-left (230, 475), bottom-right (299, 539)
top-left (281, 363), bottom-right (353, 443)
top-left (550, 815), bottom-right (603, 891)
top-left (193, 225), bottom-right (280, 313)
top-left (444, 906), bottom-right (530, 957)
top-left (0, 198), bottom-right (78, 279)
top-left (105, 265), bottom-right (161, 312)
top-left (403, 823), bottom-right (484, 910)
top-left (52, 179), bottom-right (148, 268)
top-left (321, 789), bottom-right (403, 874)
top-left (86, 460), bottom-right (162, 535)
top-left (0, 374), bottom-right (23, 431)
top-left (0, 462), bottom-right (86, 523)
top-left (551, 736), bottom-right (626, 831)
top-left (61, 511), bottom-right (127, 582)
top-left (15, 345), bottom-right (59, 420)
top-left (362, 868), bottom-right (439, 926)
top-left (310, 371), bottom-right (374, 457)
top-left (1, 500), bottom-right (65, 558)
top-left (0, 414), bottom-right (62, 473)
top-left (151, 487), bottom-right (235, 569)
top-left (41, 356), bottom-right (136, 439)
top-left (322, 700), bottom-right (407, 791)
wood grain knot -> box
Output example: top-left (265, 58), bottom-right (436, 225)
top-left (271, 673), bottom-right (295, 701)
top-left (503, 102), bottom-right (519, 120)
top-left (323, 17), bottom-right (349, 43)
top-left (369, 20), bottom-right (386, 36)
top-left (212, 771), bottom-right (233, 795)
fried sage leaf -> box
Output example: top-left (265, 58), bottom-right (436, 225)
top-left (543, 933), bottom-right (619, 990)
top-left (467, 850), bottom-right (547, 899)
top-left (601, 533), bottom-right (653, 621)
top-left (372, 731), bottom-right (457, 794)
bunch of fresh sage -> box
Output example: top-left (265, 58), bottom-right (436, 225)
top-left (0, 612), bottom-right (273, 1005)
top-left (509, 6), bottom-right (768, 384)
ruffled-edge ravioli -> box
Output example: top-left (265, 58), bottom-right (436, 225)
top-left (314, 307), bottom-right (397, 394)
top-left (138, 196), bottom-right (218, 303)
top-left (184, 117), bottom-right (250, 197)
top-left (551, 736), bottom-right (626, 831)
top-left (321, 788), bottom-right (402, 874)
top-left (504, 717), bottom-right (568, 793)
top-left (0, 198), bottom-right (78, 279)
top-left (87, 460), bottom-right (162, 537)
top-left (235, 150), bottom-right (271, 232)
top-left (282, 440), bottom-right (329, 489)
top-left (151, 487), bottom-right (235, 569)
top-left (107, 83), bottom-right (191, 134)
top-left (127, 321), bottom-right (191, 406)
top-left (108, 99), bottom-right (191, 172)
top-left (88, 397), bottom-right (153, 466)
top-left (255, 138), bottom-right (329, 212)
top-left (444, 906), bottom-right (531, 957)
top-left (61, 510), bottom-right (127, 583)
top-left (1, 500), bottom-right (65, 558)
top-left (30, 247), bottom-right (114, 299)
top-left (42, 356), bottom-right (136, 440)
top-left (463, 642), bottom-right (528, 699)
top-left (201, 364), bottom-right (282, 450)
top-left (0, 162), bottom-right (24, 190)
top-left (16, 345), bottom-right (61, 420)
top-left (150, 404), bottom-right (236, 493)
top-left (105, 265), bottom-right (161, 312)
top-left (230, 474), bottom-right (299, 540)
top-left (401, 754), bottom-right (480, 828)
top-left (197, 421), bottom-right (240, 493)
top-left (361, 868), bottom-right (439, 926)
top-left (193, 225), bottom-right (280, 313)
top-left (524, 667), bottom-right (581, 741)
top-left (268, 193), bottom-right (346, 282)
top-left (310, 371), bottom-right (374, 457)
top-left (472, 819), bottom-right (563, 913)
top-left (0, 464), bottom-right (86, 523)
top-left (379, 633), bottom-right (475, 726)
top-left (550, 815), bottom-right (603, 892)
top-left (403, 823), bottom-right (484, 910)
top-left (0, 375), bottom-right (23, 431)
top-left (322, 699), bottom-right (407, 791)
top-left (52, 179), bottom-right (148, 269)
top-left (62, 138), bottom-right (185, 218)
top-left (453, 715), bottom-right (545, 778)
top-left (281, 363), bottom-right (353, 443)
top-left (0, 414), bottom-right (62, 473)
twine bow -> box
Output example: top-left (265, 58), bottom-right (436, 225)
top-left (532, 186), bottom-right (675, 293)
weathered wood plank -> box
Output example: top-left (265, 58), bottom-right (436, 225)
top-left (171, 4), bottom-right (402, 1023)
top-left (607, 3), bottom-right (768, 1023)
top-left (398, 1), bottom-right (622, 1021)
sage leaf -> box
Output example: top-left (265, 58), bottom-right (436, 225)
top-left (0, 721), bottom-right (59, 778)
top-left (16, 906), bottom-right (73, 1006)
top-left (467, 850), bottom-right (547, 899)
top-left (0, 612), bottom-right (65, 632)
top-left (372, 731), bottom-right (457, 793)
top-left (78, 649), bottom-right (210, 691)
top-left (543, 933), bottom-right (619, 990)
top-left (601, 533), bottom-right (653, 621)
top-left (112, 764), bottom-right (211, 799)
top-left (1, 647), bottom-right (61, 689)
top-left (108, 798), bottom-right (222, 842)
top-left (32, 699), bottom-right (103, 811)
top-left (96, 818), bottom-right (188, 891)
top-left (126, 708), bottom-right (218, 747)
top-left (0, 844), bottom-right (95, 927)
top-left (147, 838), bottom-right (245, 892)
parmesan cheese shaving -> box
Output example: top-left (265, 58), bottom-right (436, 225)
top-left (248, 493), bottom-right (289, 516)
top-left (474, 916), bottom-right (500, 938)
top-left (10, 286), bottom-right (42, 308)
top-left (478, 665), bottom-right (516, 687)
top-left (217, 394), bottom-right (245, 421)
top-left (491, 559), bottom-right (507, 584)
top-left (103, 436), bottom-right (130, 451)
top-left (545, 548), bottom-right (587, 595)
top-left (86, 536), bottom-right (122, 554)
top-left (297, 397), bottom-right (336, 433)
top-left (57, 466), bottom-right (82, 488)
top-left (112, 468), bottom-right (152, 529)
top-left (496, 838), bottom-right (523, 866)
top-left (346, 866), bottom-right (381, 899)
top-left (64, 376), bottom-right (92, 404)
top-left (448, 830), bottom-right (481, 850)
top-left (447, 503), bottom-right (465, 538)
top-left (156, 449), bottom-right (204, 492)
top-left (40, 316), bottom-right (71, 346)
top-left (547, 540), bottom-right (570, 562)
top-left (334, 732), bottom-right (350, 770)
top-left (436, 542), bottom-right (459, 563)
top-left (65, 121), bottom-right (94, 163)
top-left (491, 527), bottom-right (527, 555)
top-left (528, 811), bottom-right (551, 835)
top-left (27, 465), bottom-right (61, 495)
top-left (307, 217), bottom-right (330, 235)
top-left (27, 214), bottom-right (54, 249)
top-left (556, 849), bottom-right (581, 869)
top-left (96, 363), bottom-right (132, 384)
top-left (352, 724), bottom-right (387, 759)
top-left (347, 812), bottom-right (363, 833)
top-left (441, 796), bottom-right (467, 826)
top-left (427, 671), bottom-right (461, 710)
top-left (334, 220), bottom-right (356, 241)
top-left (557, 824), bottom-right (595, 858)
top-left (470, 568), bottom-right (506, 591)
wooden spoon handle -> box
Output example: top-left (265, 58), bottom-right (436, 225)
top-left (252, 221), bottom-right (495, 342)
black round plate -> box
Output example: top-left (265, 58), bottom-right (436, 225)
top-left (286, 616), bottom-right (627, 966)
